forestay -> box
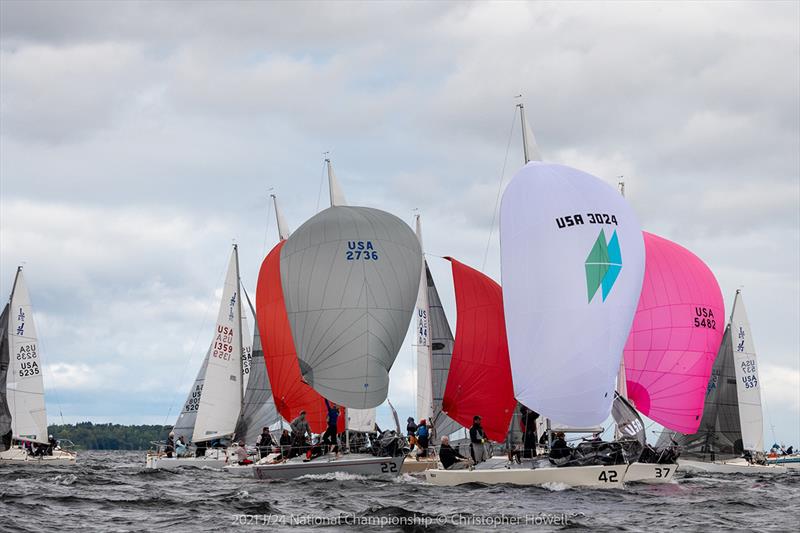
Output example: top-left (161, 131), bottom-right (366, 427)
top-left (500, 162), bottom-right (645, 427)
top-left (623, 232), bottom-right (725, 434)
top-left (6, 269), bottom-right (48, 444)
top-left (279, 206), bottom-right (421, 408)
top-left (193, 249), bottom-right (246, 443)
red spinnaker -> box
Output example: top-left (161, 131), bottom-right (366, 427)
top-left (441, 257), bottom-right (516, 442)
top-left (256, 241), bottom-right (344, 434)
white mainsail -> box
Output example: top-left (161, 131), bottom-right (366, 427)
top-left (730, 290), bottom-right (764, 453)
top-left (414, 215), bottom-right (434, 425)
top-left (192, 246), bottom-right (247, 443)
top-left (6, 268), bottom-right (48, 444)
top-left (326, 158), bottom-right (348, 207)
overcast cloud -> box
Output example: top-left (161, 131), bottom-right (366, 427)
top-left (1, 1), bottom-right (798, 445)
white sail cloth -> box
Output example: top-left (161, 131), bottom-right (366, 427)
top-left (346, 407), bottom-right (376, 432)
top-left (414, 216), bottom-right (434, 424)
top-left (500, 162), bottom-right (645, 427)
top-left (6, 270), bottom-right (48, 444)
top-left (280, 206), bottom-right (421, 409)
top-left (730, 290), bottom-right (764, 453)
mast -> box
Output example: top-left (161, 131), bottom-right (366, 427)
top-left (9, 266), bottom-right (21, 304)
top-left (234, 243), bottom-right (245, 431)
top-left (326, 158), bottom-right (348, 207)
top-left (516, 101), bottom-right (542, 164)
top-left (271, 194), bottom-right (290, 241)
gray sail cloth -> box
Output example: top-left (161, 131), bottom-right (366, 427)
top-left (172, 349), bottom-right (209, 442)
top-left (234, 291), bottom-right (281, 444)
top-left (424, 263), bottom-right (461, 439)
top-left (657, 325), bottom-right (742, 459)
top-left (0, 304), bottom-right (12, 449)
top-left (280, 206), bottom-right (422, 408)
top-left (612, 392), bottom-right (646, 446)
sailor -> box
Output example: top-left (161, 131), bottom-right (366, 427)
top-left (175, 436), bottom-right (189, 458)
top-left (234, 440), bottom-right (252, 465)
top-left (469, 415), bottom-right (488, 464)
top-left (520, 406), bottom-right (539, 458)
top-left (47, 434), bottom-right (58, 455)
top-left (415, 419), bottom-right (430, 459)
top-left (290, 411), bottom-right (311, 457)
top-left (549, 431), bottom-right (571, 461)
top-left (257, 427), bottom-right (274, 458)
top-left (277, 429), bottom-right (292, 460)
top-left (322, 400), bottom-right (340, 457)
top-left (439, 436), bottom-right (470, 470)
top-left (406, 417), bottom-right (418, 449)
top-left (165, 432), bottom-right (175, 458)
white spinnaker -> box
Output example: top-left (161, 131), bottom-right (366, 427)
top-left (414, 216), bottom-right (434, 424)
top-left (193, 249), bottom-right (244, 443)
top-left (7, 269), bottom-right (48, 444)
top-left (499, 162), bottom-right (645, 427)
top-left (730, 290), bottom-right (764, 452)
top-left (347, 407), bottom-right (377, 432)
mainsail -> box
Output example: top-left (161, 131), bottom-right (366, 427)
top-left (234, 288), bottom-right (281, 443)
top-left (0, 304), bottom-right (12, 449)
top-left (730, 290), bottom-right (764, 452)
top-left (192, 247), bottom-right (248, 443)
top-left (172, 348), bottom-right (209, 442)
top-left (414, 216), bottom-right (433, 426)
top-left (441, 257), bottom-right (516, 442)
top-left (623, 232), bottom-right (725, 434)
top-left (5, 268), bottom-right (48, 444)
top-left (499, 162), bottom-right (645, 427)
top-left (279, 205), bottom-right (421, 408)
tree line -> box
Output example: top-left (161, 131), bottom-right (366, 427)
top-left (47, 422), bottom-right (171, 450)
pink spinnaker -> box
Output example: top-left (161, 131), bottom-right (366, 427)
top-left (623, 232), bottom-right (725, 434)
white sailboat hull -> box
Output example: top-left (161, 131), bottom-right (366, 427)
top-left (401, 455), bottom-right (439, 474)
top-left (623, 462), bottom-right (676, 483)
top-left (253, 454), bottom-right (405, 480)
top-left (424, 463), bottom-right (628, 488)
top-left (145, 448), bottom-right (228, 470)
top-left (678, 458), bottom-right (787, 474)
top-left (767, 454), bottom-right (800, 469)
top-left (0, 446), bottom-right (76, 466)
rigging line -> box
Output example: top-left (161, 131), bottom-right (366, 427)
top-left (315, 157), bottom-right (327, 213)
top-left (481, 106), bottom-right (519, 272)
top-left (162, 256), bottom-right (230, 427)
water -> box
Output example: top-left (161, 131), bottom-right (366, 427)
top-left (1, 451), bottom-right (798, 532)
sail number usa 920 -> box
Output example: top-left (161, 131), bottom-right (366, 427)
top-left (346, 241), bottom-right (379, 261)
top-left (556, 213), bottom-right (618, 229)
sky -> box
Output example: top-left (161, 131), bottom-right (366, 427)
top-left (1, 1), bottom-right (798, 447)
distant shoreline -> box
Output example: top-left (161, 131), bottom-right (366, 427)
top-left (47, 422), bottom-right (171, 451)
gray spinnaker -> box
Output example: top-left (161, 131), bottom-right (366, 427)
top-left (425, 263), bottom-right (461, 438)
top-left (234, 290), bottom-right (281, 444)
top-left (280, 206), bottom-right (422, 408)
top-left (0, 304), bottom-right (12, 450)
top-left (612, 392), bottom-right (646, 446)
top-left (657, 325), bottom-right (742, 459)
top-left (172, 349), bottom-right (210, 442)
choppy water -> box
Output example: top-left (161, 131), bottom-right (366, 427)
top-left (1, 451), bottom-right (799, 532)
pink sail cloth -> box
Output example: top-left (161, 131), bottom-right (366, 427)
top-left (623, 232), bottom-right (725, 434)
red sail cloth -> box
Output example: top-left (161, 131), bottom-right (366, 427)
top-left (441, 257), bottom-right (516, 442)
top-left (256, 241), bottom-right (344, 434)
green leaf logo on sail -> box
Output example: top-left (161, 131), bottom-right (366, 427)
top-left (585, 229), bottom-right (622, 302)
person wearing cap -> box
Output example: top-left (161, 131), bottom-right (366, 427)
top-left (406, 417), bottom-right (418, 449)
top-left (549, 431), bottom-right (570, 461)
top-left (233, 440), bottom-right (252, 465)
top-left (469, 415), bottom-right (488, 464)
top-left (175, 435), bottom-right (189, 457)
top-left (257, 426), bottom-right (275, 458)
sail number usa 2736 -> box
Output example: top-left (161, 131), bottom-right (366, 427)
top-left (346, 241), bottom-right (379, 261)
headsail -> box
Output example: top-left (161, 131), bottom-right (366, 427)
top-left (729, 290), bottom-right (764, 453)
top-left (5, 268), bottom-right (48, 444)
top-left (623, 232), bottom-right (725, 434)
top-left (346, 408), bottom-right (376, 432)
top-left (234, 288), bottom-right (281, 443)
top-left (192, 247), bottom-right (246, 443)
top-left (441, 258), bottom-right (516, 442)
top-left (499, 162), bottom-right (645, 426)
top-left (279, 206), bottom-right (421, 408)
top-left (0, 304), bottom-right (12, 449)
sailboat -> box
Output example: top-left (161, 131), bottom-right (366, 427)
top-left (659, 289), bottom-right (786, 474)
top-left (402, 215), bottom-right (463, 474)
top-left (252, 159), bottom-right (419, 479)
top-left (427, 103), bottom-right (646, 488)
top-left (0, 267), bottom-right (77, 465)
top-left (146, 244), bottom-right (265, 469)
top-left (619, 231), bottom-right (726, 482)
